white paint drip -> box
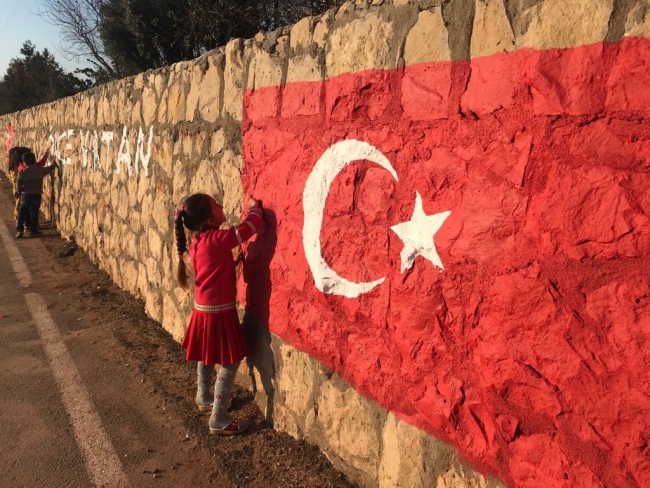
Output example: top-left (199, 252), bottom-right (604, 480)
top-left (80, 130), bottom-right (90, 168)
top-left (116, 126), bottom-right (132, 175)
top-left (101, 131), bottom-right (115, 175)
top-left (135, 126), bottom-right (154, 177)
top-left (92, 130), bottom-right (100, 171)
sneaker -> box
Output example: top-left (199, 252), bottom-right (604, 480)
top-left (15, 231), bottom-right (23, 238)
top-left (28, 230), bottom-right (43, 237)
top-left (209, 418), bottom-right (250, 436)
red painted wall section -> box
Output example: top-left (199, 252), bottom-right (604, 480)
top-left (240, 38), bottom-right (650, 487)
top-left (5, 124), bottom-right (14, 152)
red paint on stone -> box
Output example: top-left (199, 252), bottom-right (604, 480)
top-left (5, 124), bottom-right (14, 152)
top-left (239, 37), bottom-right (650, 488)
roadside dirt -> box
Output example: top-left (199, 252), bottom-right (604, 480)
top-left (2, 177), bottom-right (357, 488)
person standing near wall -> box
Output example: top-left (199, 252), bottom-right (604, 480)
top-left (173, 193), bottom-right (264, 435)
top-left (15, 151), bottom-right (57, 238)
top-left (9, 146), bottom-right (50, 229)
top-left (8, 146), bottom-right (30, 220)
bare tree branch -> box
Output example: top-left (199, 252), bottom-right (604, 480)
top-left (36, 0), bottom-right (117, 78)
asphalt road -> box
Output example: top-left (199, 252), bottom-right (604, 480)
top-left (0, 184), bottom-right (225, 488)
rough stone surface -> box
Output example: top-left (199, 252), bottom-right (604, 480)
top-left (290, 17), bottom-right (312, 50)
top-left (313, 10), bottom-right (334, 47)
top-left (625, 1), bottom-right (650, 37)
top-left (317, 382), bottom-right (381, 480)
top-left (516, 0), bottom-right (614, 49)
top-left (471, 0), bottom-right (516, 58)
top-left (404, 8), bottom-right (451, 65)
top-left (287, 53), bottom-right (322, 83)
top-left (277, 344), bottom-right (317, 416)
top-left (2, 3), bottom-right (650, 488)
top-left (223, 39), bottom-right (245, 120)
top-left (326, 12), bottom-right (394, 76)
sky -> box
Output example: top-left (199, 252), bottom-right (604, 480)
top-left (0, 0), bottom-right (91, 76)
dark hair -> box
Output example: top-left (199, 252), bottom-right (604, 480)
top-left (8, 146), bottom-right (29, 171)
top-left (174, 193), bottom-right (215, 289)
top-left (22, 152), bottom-right (37, 166)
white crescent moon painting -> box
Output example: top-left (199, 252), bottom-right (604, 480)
top-left (302, 139), bottom-right (399, 298)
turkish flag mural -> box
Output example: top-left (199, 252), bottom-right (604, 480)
top-left (240, 36), bottom-right (650, 488)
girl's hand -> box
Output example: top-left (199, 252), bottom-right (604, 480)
top-left (248, 198), bottom-right (260, 208)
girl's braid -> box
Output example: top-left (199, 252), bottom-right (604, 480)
top-left (175, 212), bottom-right (189, 289)
top-left (173, 194), bottom-right (213, 289)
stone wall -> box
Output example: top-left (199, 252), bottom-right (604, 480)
top-left (2, 1), bottom-right (650, 487)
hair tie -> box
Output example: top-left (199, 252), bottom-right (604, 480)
top-left (178, 253), bottom-right (184, 260)
top-left (173, 204), bottom-right (185, 219)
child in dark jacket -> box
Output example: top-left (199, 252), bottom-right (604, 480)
top-left (15, 152), bottom-right (57, 238)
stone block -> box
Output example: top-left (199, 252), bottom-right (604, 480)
top-left (517, 0), bottom-right (614, 50)
top-left (148, 228), bottom-right (164, 261)
top-left (131, 100), bottom-right (142, 126)
top-left (404, 8), bottom-right (450, 65)
top-left (219, 150), bottom-right (244, 218)
top-left (277, 344), bottom-right (317, 415)
top-left (117, 186), bottom-right (129, 220)
top-left (166, 81), bottom-right (186, 124)
top-left (273, 403), bottom-right (303, 440)
top-left (435, 463), bottom-right (491, 488)
top-left (133, 73), bottom-right (144, 90)
top-left (189, 159), bottom-right (221, 197)
top-left (625, 2), bottom-right (650, 37)
top-left (145, 291), bottom-right (163, 323)
top-left (121, 259), bottom-right (138, 294)
top-left (185, 64), bottom-right (202, 122)
top-left (287, 53), bottom-right (322, 83)
top-left (173, 158), bottom-right (190, 204)
top-left (156, 86), bottom-right (169, 125)
top-left (152, 188), bottom-right (172, 235)
top-left (317, 382), bottom-right (381, 479)
top-left (136, 264), bottom-right (148, 298)
top-left (182, 132), bottom-right (195, 160)
top-left (156, 131), bottom-right (173, 179)
top-left (210, 129), bottom-right (226, 156)
top-left (313, 10), bottom-right (333, 48)
top-left (141, 84), bottom-right (158, 126)
top-left (290, 17), bottom-right (312, 50)
top-left (380, 414), bottom-right (432, 488)
top-left (471, 0), bottom-right (516, 58)
top-left (197, 56), bottom-right (222, 123)
top-left (223, 39), bottom-right (245, 121)
top-left (326, 12), bottom-right (394, 76)
top-left (248, 45), bottom-right (285, 90)
top-left (162, 294), bottom-right (186, 342)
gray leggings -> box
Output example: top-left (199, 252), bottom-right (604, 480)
top-left (210, 362), bottom-right (240, 429)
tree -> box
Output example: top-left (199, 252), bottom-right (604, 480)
top-left (98, 0), bottom-right (262, 77)
top-left (38, 0), bottom-right (344, 82)
top-left (0, 41), bottom-right (90, 116)
top-left (37, 0), bottom-right (119, 80)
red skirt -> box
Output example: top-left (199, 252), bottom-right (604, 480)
top-left (181, 308), bottom-right (248, 366)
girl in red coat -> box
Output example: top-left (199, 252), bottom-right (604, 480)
top-left (174, 193), bottom-right (263, 435)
